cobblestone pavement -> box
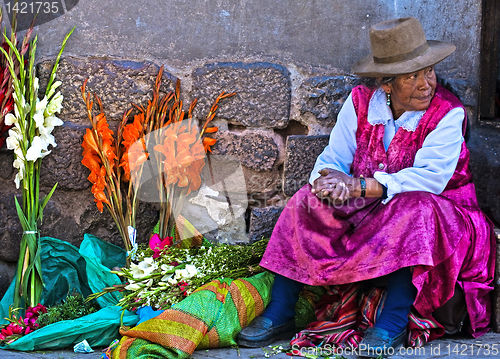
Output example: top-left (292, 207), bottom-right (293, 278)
top-left (1, 332), bottom-right (500, 358)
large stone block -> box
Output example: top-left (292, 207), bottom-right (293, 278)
top-left (438, 78), bottom-right (476, 107)
top-left (0, 261), bottom-right (16, 301)
top-left (211, 131), bottom-right (280, 172)
top-left (36, 58), bottom-right (175, 124)
top-left (0, 149), bottom-right (14, 180)
top-left (248, 206), bottom-right (284, 242)
top-left (192, 62), bottom-right (291, 128)
top-left (244, 168), bottom-right (281, 197)
top-left (283, 135), bottom-right (329, 196)
top-left (299, 75), bottom-right (357, 127)
top-left (40, 123), bottom-right (91, 191)
top-left (0, 189), bottom-right (23, 262)
top-left (468, 126), bottom-right (500, 224)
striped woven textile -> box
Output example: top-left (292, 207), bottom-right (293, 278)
top-left (290, 284), bottom-right (386, 354)
top-left (112, 272), bottom-right (273, 359)
top-left (291, 284), bottom-right (446, 355)
top-left (407, 312), bottom-right (444, 347)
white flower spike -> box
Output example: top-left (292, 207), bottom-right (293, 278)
top-left (26, 136), bottom-right (51, 161)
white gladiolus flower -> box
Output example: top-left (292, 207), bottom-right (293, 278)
top-left (26, 136), bottom-right (51, 161)
top-left (47, 81), bottom-right (62, 99)
top-left (6, 123), bottom-right (24, 157)
top-left (130, 257), bottom-right (157, 279)
top-left (129, 263), bottom-right (144, 278)
top-left (33, 96), bottom-right (48, 129)
top-left (40, 132), bottom-right (57, 148)
top-left (13, 157), bottom-right (25, 171)
top-left (161, 273), bottom-right (173, 282)
top-left (13, 93), bottom-right (30, 120)
top-left (138, 257), bottom-right (157, 275)
top-left (39, 115), bottom-right (63, 148)
top-left (14, 171), bottom-right (23, 189)
top-left (44, 92), bottom-right (63, 117)
top-left (184, 264), bottom-right (198, 278)
top-left (4, 113), bottom-right (17, 126)
top-left (12, 154), bottom-right (26, 189)
top-left (173, 269), bottom-right (187, 281)
top-left (172, 264), bottom-right (197, 282)
top-left (6, 133), bottom-right (20, 152)
top-left (125, 283), bottom-right (141, 291)
top-left (161, 264), bottom-right (174, 273)
top-left (44, 115), bottom-right (64, 129)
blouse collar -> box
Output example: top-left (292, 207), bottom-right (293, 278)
top-left (367, 88), bottom-right (426, 132)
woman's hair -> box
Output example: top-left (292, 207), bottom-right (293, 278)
top-left (358, 76), bottom-right (396, 89)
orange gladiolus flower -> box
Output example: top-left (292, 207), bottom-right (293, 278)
top-left (82, 153), bottom-right (101, 174)
top-left (82, 128), bottom-right (99, 156)
top-left (91, 167), bottom-right (109, 212)
top-left (204, 127), bottom-right (218, 133)
top-left (122, 114), bottom-right (144, 149)
top-left (152, 122), bottom-right (207, 193)
top-left (120, 139), bottom-right (149, 182)
top-left (119, 114), bottom-right (148, 181)
top-left (202, 137), bottom-right (217, 153)
top-left (102, 139), bottom-right (117, 162)
top-left (96, 114), bottom-right (114, 140)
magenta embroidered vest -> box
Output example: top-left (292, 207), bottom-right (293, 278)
top-left (350, 84), bottom-right (473, 194)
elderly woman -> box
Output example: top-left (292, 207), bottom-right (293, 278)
top-left (237, 17), bottom-right (495, 355)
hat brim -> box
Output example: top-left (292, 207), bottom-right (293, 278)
top-left (351, 40), bottom-right (456, 77)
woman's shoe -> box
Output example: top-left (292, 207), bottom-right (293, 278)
top-left (358, 326), bottom-right (406, 358)
top-left (237, 316), bottom-right (295, 347)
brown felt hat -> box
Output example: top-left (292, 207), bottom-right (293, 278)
top-left (351, 17), bottom-right (456, 77)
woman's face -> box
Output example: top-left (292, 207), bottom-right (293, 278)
top-left (381, 66), bottom-right (437, 118)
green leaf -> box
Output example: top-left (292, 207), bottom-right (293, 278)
top-left (45, 27), bottom-right (75, 97)
top-left (38, 182), bottom-right (58, 223)
top-left (14, 197), bottom-right (29, 231)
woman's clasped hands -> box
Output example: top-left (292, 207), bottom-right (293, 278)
top-left (311, 168), bottom-right (356, 203)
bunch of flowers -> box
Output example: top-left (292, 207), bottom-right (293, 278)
top-left (0, 304), bottom-right (47, 344)
top-left (0, 27), bottom-right (74, 308)
top-left (89, 238), bottom-right (269, 310)
top-left (0, 10), bottom-right (35, 148)
top-left (81, 66), bottom-right (235, 252)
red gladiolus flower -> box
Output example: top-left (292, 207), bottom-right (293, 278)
top-left (149, 233), bottom-right (173, 258)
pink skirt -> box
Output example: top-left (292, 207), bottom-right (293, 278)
top-left (260, 184), bottom-right (495, 337)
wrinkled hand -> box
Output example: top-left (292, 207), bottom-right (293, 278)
top-left (311, 168), bottom-right (356, 203)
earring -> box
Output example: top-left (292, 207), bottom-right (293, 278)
top-left (386, 93), bottom-right (391, 106)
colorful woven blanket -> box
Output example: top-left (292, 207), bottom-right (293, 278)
top-left (112, 272), bottom-right (273, 359)
top-left (290, 283), bottom-right (444, 355)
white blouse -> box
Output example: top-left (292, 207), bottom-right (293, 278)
top-left (309, 88), bottom-right (465, 203)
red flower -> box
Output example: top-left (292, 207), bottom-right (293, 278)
top-left (149, 233), bottom-right (173, 258)
top-left (177, 281), bottom-right (189, 296)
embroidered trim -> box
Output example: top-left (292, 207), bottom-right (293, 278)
top-left (397, 111), bottom-right (425, 132)
top-left (367, 88), bottom-right (426, 132)
top-left (367, 88), bottom-right (390, 126)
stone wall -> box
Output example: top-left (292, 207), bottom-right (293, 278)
top-left (0, 0), bottom-right (494, 300)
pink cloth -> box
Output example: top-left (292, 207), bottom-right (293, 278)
top-left (260, 85), bottom-right (495, 338)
